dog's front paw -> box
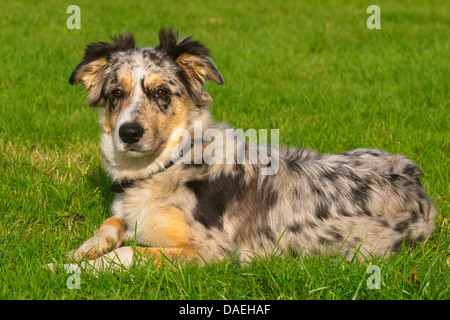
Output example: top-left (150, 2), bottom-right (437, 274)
top-left (68, 232), bottom-right (122, 262)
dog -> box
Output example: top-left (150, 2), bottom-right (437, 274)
top-left (53, 29), bottom-right (436, 272)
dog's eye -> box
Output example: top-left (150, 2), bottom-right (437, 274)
top-left (112, 90), bottom-right (123, 98)
top-left (155, 89), bottom-right (167, 98)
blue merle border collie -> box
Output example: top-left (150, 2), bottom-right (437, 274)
top-left (48, 29), bottom-right (436, 272)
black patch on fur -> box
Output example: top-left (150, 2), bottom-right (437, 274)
top-left (328, 226), bottom-right (343, 241)
top-left (392, 234), bottom-right (425, 253)
top-left (283, 149), bottom-right (324, 174)
top-left (283, 157), bottom-right (304, 173)
top-left (156, 29), bottom-right (211, 61)
top-left (259, 176), bottom-right (279, 209)
top-left (309, 181), bottom-right (326, 198)
top-left (416, 234), bottom-right (425, 243)
top-left (142, 49), bottom-right (164, 67)
top-left (392, 235), bottom-right (421, 253)
top-left (107, 96), bottom-right (121, 112)
top-left (359, 207), bottom-right (372, 217)
top-left (315, 202), bottom-right (330, 220)
top-left (410, 211), bottom-right (419, 223)
top-left (287, 222), bottom-right (302, 233)
top-left (394, 220), bottom-right (410, 233)
top-left (322, 169), bottom-right (339, 182)
top-left (349, 182), bottom-right (373, 216)
top-left (257, 225), bottom-right (276, 243)
top-left (402, 164), bottom-right (422, 178)
top-left (353, 160), bottom-right (363, 167)
top-left (417, 188), bottom-right (427, 199)
top-left (186, 171), bottom-right (245, 230)
top-left (109, 161), bottom-right (175, 193)
top-left (388, 174), bottom-right (402, 183)
top-left (155, 96), bottom-right (171, 112)
top-left (318, 236), bottom-right (328, 245)
top-left (69, 33), bottom-right (136, 85)
top-left (418, 201), bottom-right (425, 215)
top-left (378, 218), bottom-right (390, 228)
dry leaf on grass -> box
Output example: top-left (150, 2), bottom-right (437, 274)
top-left (299, 70), bottom-right (312, 80)
top-left (209, 17), bottom-right (223, 24)
top-left (407, 267), bottom-right (419, 281)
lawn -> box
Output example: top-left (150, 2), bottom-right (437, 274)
top-left (0, 0), bottom-right (448, 300)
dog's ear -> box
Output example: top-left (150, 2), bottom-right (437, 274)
top-left (156, 29), bottom-right (223, 105)
top-left (69, 34), bottom-right (135, 106)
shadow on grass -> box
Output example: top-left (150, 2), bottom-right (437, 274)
top-left (86, 164), bottom-right (115, 209)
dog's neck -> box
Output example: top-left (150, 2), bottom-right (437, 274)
top-left (108, 160), bottom-right (175, 193)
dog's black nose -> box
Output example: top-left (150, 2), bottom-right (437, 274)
top-left (119, 123), bottom-right (144, 144)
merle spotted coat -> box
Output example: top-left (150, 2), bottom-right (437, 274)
top-left (49, 29), bottom-right (436, 272)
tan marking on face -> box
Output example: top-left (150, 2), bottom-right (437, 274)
top-left (171, 99), bottom-right (191, 127)
top-left (117, 71), bottom-right (135, 93)
top-left (101, 107), bottom-right (123, 135)
top-left (143, 73), bottom-right (164, 90)
top-left (161, 99), bottom-right (192, 150)
top-left (132, 73), bottom-right (192, 152)
top-left (100, 110), bottom-right (113, 135)
top-left (100, 71), bottom-right (138, 134)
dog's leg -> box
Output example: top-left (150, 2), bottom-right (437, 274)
top-left (53, 246), bottom-right (202, 274)
top-left (134, 246), bottom-right (202, 266)
top-left (69, 217), bottom-right (126, 261)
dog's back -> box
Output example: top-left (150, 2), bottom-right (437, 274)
top-left (185, 138), bottom-right (437, 262)
top-left (236, 146), bottom-right (436, 260)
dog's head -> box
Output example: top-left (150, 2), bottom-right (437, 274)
top-left (70, 29), bottom-right (223, 158)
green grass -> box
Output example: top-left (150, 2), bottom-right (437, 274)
top-left (0, 0), bottom-right (448, 300)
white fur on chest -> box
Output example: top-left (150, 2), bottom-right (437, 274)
top-left (110, 193), bottom-right (165, 247)
top-left (110, 182), bottom-right (196, 248)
